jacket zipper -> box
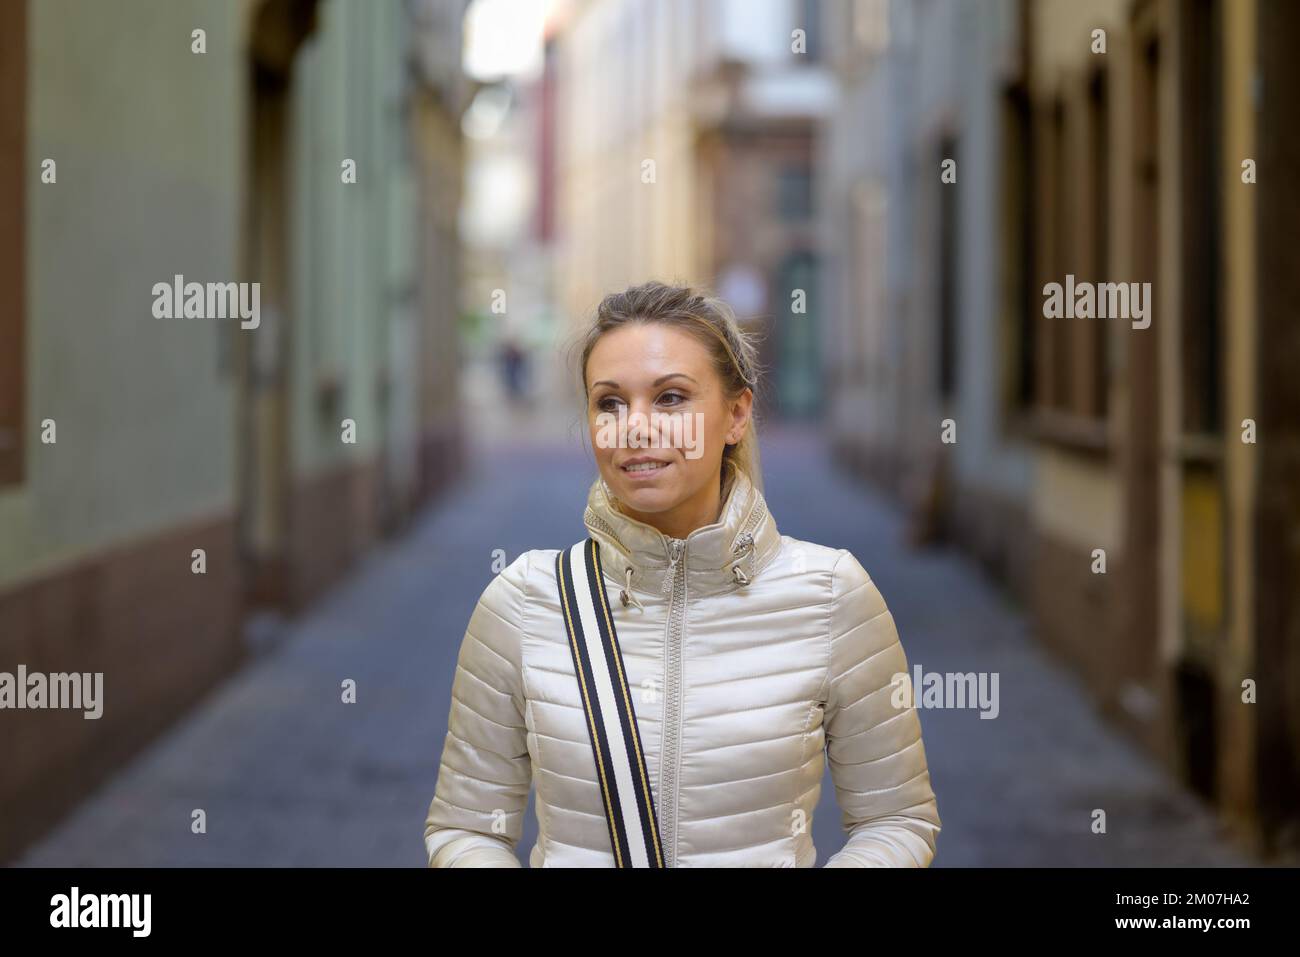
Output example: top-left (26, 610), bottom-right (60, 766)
top-left (589, 495), bottom-right (764, 865)
top-left (661, 536), bottom-right (686, 867)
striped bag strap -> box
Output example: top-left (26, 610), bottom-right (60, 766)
top-left (555, 538), bottom-right (665, 868)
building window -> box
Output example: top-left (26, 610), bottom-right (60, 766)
top-left (1032, 82), bottom-right (1110, 446)
top-left (1000, 82), bottom-right (1035, 416)
top-left (936, 134), bottom-right (959, 400)
top-left (1180, 0), bottom-right (1223, 435)
top-left (1048, 96), bottom-right (1072, 413)
top-left (1085, 67), bottom-right (1111, 422)
top-left (0, 0), bottom-right (25, 486)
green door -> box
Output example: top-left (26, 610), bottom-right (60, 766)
top-left (775, 252), bottom-right (821, 418)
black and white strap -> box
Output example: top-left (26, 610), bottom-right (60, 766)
top-left (556, 538), bottom-right (665, 868)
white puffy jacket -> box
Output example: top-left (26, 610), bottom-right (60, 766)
top-left (423, 460), bottom-right (942, 867)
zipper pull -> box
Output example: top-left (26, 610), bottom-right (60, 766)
top-left (662, 539), bottom-right (683, 594)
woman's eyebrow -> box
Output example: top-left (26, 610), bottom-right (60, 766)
top-left (591, 373), bottom-right (699, 389)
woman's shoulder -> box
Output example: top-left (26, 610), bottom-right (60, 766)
top-left (774, 536), bottom-right (886, 608)
top-left (478, 549), bottom-right (562, 598)
top-left (464, 550), bottom-right (561, 644)
top-left (773, 535), bottom-right (872, 577)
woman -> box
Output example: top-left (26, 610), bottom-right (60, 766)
top-left (424, 280), bottom-right (941, 867)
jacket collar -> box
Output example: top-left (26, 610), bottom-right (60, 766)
top-left (583, 457), bottom-right (782, 600)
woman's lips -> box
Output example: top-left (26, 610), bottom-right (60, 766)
top-left (620, 459), bottom-right (671, 479)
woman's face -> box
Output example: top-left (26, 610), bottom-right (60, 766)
top-left (585, 322), bottom-right (751, 534)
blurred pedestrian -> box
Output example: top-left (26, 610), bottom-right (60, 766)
top-left (498, 336), bottom-right (528, 403)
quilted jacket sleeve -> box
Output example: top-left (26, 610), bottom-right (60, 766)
top-left (822, 549), bottom-right (942, 867)
top-left (423, 552), bottom-right (533, 867)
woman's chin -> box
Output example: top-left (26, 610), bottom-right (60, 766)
top-left (610, 481), bottom-right (678, 514)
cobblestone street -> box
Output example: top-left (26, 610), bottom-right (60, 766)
top-left (15, 411), bottom-right (1253, 867)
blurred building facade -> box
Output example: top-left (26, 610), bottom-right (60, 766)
top-left (824, 0), bottom-right (1300, 857)
top-left (457, 26), bottom-right (567, 423)
top-left (0, 0), bottom-right (470, 862)
top-left (549, 0), bottom-right (834, 421)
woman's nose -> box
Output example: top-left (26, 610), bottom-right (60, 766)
top-left (625, 400), bottom-right (654, 448)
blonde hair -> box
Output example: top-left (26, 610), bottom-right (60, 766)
top-left (569, 279), bottom-right (767, 493)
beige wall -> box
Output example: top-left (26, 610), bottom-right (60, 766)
top-left (1029, 0), bottom-right (1129, 83)
top-left (1219, 0), bottom-right (1258, 831)
top-left (554, 0), bottom-right (707, 329)
top-left (1032, 450), bottom-right (1122, 553)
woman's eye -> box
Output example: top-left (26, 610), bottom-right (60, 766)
top-left (594, 392), bottom-right (685, 412)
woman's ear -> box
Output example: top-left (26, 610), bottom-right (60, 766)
top-left (726, 388), bottom-right (754, 444)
